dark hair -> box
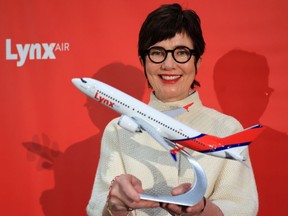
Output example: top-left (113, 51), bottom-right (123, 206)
top-left (138, 3), bottom-right (205, 88)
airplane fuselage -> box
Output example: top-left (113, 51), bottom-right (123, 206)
top-left (72, 78), bottom-right (263, 161)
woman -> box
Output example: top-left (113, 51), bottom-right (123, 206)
top-left (87, 3), bottom-right (258, 216)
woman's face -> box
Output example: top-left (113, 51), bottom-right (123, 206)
top-left (143, 33), bottom-right (201, 102)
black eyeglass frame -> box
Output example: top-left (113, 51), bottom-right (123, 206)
top-left (144, 46), bottom-right (197, 64)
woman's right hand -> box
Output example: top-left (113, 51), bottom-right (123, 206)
top-left (106, 174), bottom-right (159, 215)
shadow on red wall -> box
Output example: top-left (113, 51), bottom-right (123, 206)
top-left (23, 63), bottom-right (146, 215)
top-left (213, 49), bottom-right (288, 216)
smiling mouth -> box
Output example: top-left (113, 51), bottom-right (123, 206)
top-left (160, 75), bottom-right (182, 81)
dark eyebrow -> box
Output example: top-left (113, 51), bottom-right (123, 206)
top-left (148, 45), bottom-right (194, 51)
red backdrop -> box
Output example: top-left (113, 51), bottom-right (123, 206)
top-left (1, 0), bottom-right (287, 215)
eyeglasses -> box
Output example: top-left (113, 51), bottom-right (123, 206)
top-left (145, 46), bottom-right (196, 64)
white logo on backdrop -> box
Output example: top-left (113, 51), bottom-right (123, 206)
top-left (5, 39), bottom-right (70, 67)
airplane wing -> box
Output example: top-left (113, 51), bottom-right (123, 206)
top-left (132, 116), bottom-right (178, 160)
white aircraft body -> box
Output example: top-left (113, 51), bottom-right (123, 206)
top-left (72, 78), bottom-right (263, 162)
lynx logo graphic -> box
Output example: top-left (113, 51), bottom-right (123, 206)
top-left (5, 39), bottom-right (70, 67)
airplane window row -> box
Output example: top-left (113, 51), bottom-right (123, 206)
top-left (137, 110), bottom-right (146, 116)
top-left (146, 116), bottom-right (189, 138)
top-left (97, 90), bottom-right (189, 138)
top-left (98, 90), bottom-right (130, 108)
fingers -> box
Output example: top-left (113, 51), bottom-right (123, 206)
top-left (161, 202), bottom-right (204, 215)
top-left (161, 183), bottom-right (205, 215)
top-left (171, 183), bottom-right (192, 196)
top-left (131, 175), bottom-right (145, 194)
top-left (117, 174), bottom-right (142, 202)
top-left (161, 202), bottom-right (183, 215)
top-left (108, 174), bottom-right (159, 211)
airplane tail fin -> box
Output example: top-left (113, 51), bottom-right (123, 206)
top-left (199, 124), bottom-right (264, 151)
top-left (222, 124), bottom-right (264, 145)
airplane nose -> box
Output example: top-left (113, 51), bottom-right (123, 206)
top-left (71, 78), bottom-right (79, 86)
top-left (71, 78), bottom-right (88, 85)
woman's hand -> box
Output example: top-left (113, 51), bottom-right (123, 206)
top-left (106, 174), bottom-right (159, 215)
top-left (161, 183), bottom-right (206, 216)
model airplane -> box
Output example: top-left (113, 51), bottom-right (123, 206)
top-left (72, 78), bottom-right (263, 162)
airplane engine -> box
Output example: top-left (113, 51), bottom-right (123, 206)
top-left (118, 115), bottom-right (142, 133)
